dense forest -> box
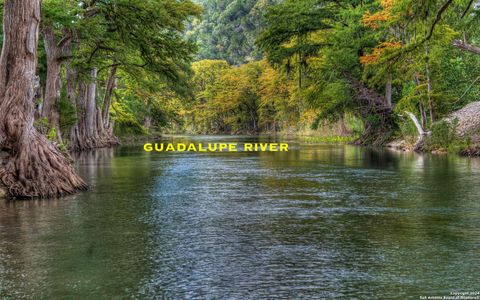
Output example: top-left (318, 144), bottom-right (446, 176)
top-left (0, 0), bottom-right (479, 198)
top-left (181, 0), bottom-right (480, 148)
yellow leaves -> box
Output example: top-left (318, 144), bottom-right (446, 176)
top-left (362, 11), bottom-right (390, 29)
top-left (380, 0), bottom-right (396, 9)
top-left (362, 0), bottom-right (397, 29)
top-left (190, 60), bottom-right (260, 123)
top-left (300, 109), bottom-right (319, 126)
top-left (360, 42), bottom-right (402, 65)
top-left (257, 60), bottom-right (293, 108)
top-left (191, 60), bottom-right (231, 91)
top-left (191, 60), bottom-right (230, 74)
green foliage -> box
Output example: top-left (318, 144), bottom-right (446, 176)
top-left (44, 0), bottom-right (202, 97)
top-left (57, 87), bottom-right (77, 134)
top-left (346, 113), bottom-right (364, 137)
top-left (398, 119), bottom-right (420, 145)
top-left (189, 0), bottom-right (279, 65)
top-left (47, 127), bottom-right (58, 141)
top-left (34, 117), bottom-right (50, 135)
top-left (257, 0), bottom-right (334, 67)
top-left (101, 0), bottom-right (480, 150)
top-left (42, 0), bottom-right (79, 28)
top-left (32, 0), bottom-right (202, 141)
top-left (424, 119), bottom-right (470, 153)
top-left (257, 0), bottom-right (372, 131)
top-left (111, 102), bottom-right (147, 136)
top-left (186, 60), bottom-right (260, 133)
top-left (6, 0), bottom-right (480, 150)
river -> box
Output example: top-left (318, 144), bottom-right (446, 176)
top-left (1, 136), bottom-right (479, 299)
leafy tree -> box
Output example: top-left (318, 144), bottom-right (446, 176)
top-left (189, 0), bottom-right (279, 65)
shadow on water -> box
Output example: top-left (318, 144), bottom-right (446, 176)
top-left (1, 136), bottom-right (479, 299)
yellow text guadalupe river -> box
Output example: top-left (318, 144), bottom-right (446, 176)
top-left (143, 143), bottom-right (289, 152)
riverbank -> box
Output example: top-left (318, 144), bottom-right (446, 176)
top-left (119, 131), bottom-right (480, 157)
top-left (118, 113), bottom-right (480, 158)
top-left (386, 102), bottom-right (480, 157)
top-left (118, 132), bottom-right (163, 146)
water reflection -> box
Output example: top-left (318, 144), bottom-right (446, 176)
top-left (1, 137), bottom-right (479, 299)
top-left (0, 147), bottom-right (156, 299)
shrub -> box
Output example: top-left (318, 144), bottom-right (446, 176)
top-left (424, 119), bottom-right (470, 153)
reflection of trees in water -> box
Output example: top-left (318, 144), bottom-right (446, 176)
top-left (256, 144), bottom-right (404, 169)
top-left (0, 198), bottom-right (79, 298)
top-left (0, 148), bottom-right (156, 298)
top-left (73, 148), bottom-right (115, 164)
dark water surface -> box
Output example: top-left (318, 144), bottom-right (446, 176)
top-left (1, 136), bottom-right (479, 299)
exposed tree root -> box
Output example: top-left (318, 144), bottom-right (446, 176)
top-left (0, 128), bottom-right (88, 199)
top-left (69, 126), bottom-right (120, 151)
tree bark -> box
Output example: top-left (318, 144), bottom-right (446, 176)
top-left (385, 73), bottom-right (392, 108)
top-left (70, 80), bottom-right (88, 150)
top-left (339, 113), bottom-right (349, 136)
top-left (66, 63), bottom-right (78, 104)
top-left (42, 26), bottom-right (72, 140)
top-left (0, 0), bottom-right (87, 198)
top-left (69, 67), bottom-right (119, 151)
top-left (86, 68), bottom-right (98, 139)
top-left (405, 111), bottom-right (431, 151)
top-left (143, 116), bottom-right (152, 131)
top-left (101, 66), bottom-right (117, 129)
top-left (425, 42), bottom-right (435, 124)
top-left (453, 39), bottom-right (480, 55)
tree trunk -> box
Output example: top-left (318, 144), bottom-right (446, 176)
top-left (453, 39), bottom-right (480, 55)
top-left (339, 113), bottom-right (349, 136)
top-left (69, 67), bottom-right (119, 151)
top-left (102, 66), bottom-right (117, 130)
top-left (96, 107), bottom-right (103, 136)
top-left (95, 66), bottom-right (119, 146)
top-left (144, 116), bottom-right (152, 132)
top-left (425, 42), bottom-right (435, 124)
top-left (42, 26), bottom-right (62, 138)
top-left (66, 63), bottom-right (78, 105)
top-left (65, 62), bottom-right (78, 144)
top-left (86, 68), bottom-right (98, 139)
top-left (70, 79), bottom-right (89, 150)
top-left (405, 111), bottom-right (430, 151)
top-left (419, 102), bottom-right (427, 130)
top-left (385, 73), bottom-right (392, 108)
top-left (0, 0), bottom-right (87, 198)
top-left (42, 26), bottom-right (72, 140)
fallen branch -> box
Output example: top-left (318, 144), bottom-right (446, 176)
top-left (453, 39), bottom-right (480, 55)
top-left (405, 111), bottom-right (431, 151)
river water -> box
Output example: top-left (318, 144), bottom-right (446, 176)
top-left (1, 136), bottom-right (479, 299)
